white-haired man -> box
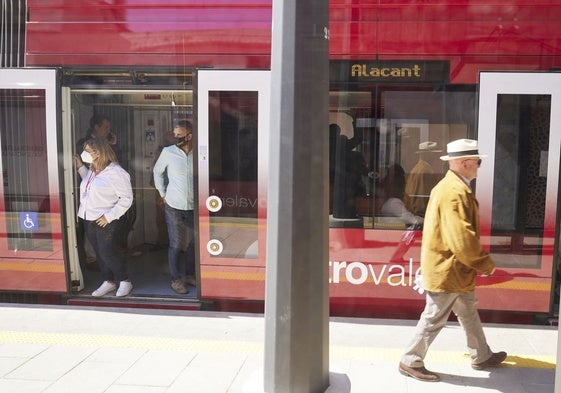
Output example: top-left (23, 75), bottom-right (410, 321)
top-left (399, 139), bottom-right (507, 382)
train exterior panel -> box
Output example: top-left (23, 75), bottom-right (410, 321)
top-left (1, 0), bottom-right (560, 319)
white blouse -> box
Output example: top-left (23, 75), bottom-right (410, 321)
top-left (77, 163), bottom-right (133, 223)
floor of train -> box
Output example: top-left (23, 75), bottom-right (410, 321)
top-left (77, 244), bottom-right (198, 299)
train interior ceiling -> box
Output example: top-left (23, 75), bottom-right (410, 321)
top-left (70, 88), bottom-right (196, 300)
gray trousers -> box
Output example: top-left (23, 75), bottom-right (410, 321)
top-left (401, 291), bottom-right (493, 367)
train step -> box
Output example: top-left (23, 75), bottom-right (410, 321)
top-left (66, 296), bottom-right (204, 311)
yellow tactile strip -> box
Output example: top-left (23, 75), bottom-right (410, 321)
top-left (0, 331), bottom-right (261, 354)
top-left (0, 330), bottom-right (555, 369)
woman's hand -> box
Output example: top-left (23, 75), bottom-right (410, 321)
top-left (73, 154), bottom-right (84, 168)
top-left (96, 215), bottom-right (109, 227)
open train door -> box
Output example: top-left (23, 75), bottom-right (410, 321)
top-left (0, 68), bottom-right (74, 295)
top-left (477, 72), bottom-right (561, 314)
top-left (196, 70), bottom-right (271, 303)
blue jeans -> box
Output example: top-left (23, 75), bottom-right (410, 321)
top-left (85, 218), bottom-right (128, 282)
top-left (164, 204), bottom-right (195, 281)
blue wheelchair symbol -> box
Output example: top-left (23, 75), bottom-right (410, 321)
top-left (20, 212), bottom-right (38, 231)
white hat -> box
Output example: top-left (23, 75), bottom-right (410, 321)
top-left (417, 141), bottom-right (441, 153)
top-left (440, 139), bottom-right (487, 161)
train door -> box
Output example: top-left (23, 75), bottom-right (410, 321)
top-left (477, 72), bottom-right (561, 314)
top-left (0, 69), bottom-right (69, 295)
top-left (196, 70), bottom-right (270, 301)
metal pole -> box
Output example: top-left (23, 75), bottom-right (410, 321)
top-left (264, 0), bottom-right (330, 391)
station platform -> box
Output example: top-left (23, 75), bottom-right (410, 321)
top-left (0, 303), bottom-right (557, 393)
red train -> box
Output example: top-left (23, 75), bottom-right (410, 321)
top-left (1, 0), bottom-right (561, 322)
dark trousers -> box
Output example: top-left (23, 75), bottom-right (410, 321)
top-left (85, 218), bottom-right (128, 283)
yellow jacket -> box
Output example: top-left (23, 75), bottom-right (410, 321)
top-left (421, 170), bottom-right (495, 293)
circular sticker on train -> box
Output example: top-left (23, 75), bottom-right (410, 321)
top-left (205, 196), bottom-right (222, 212)
top-left (207, 239), bottom-right (224, 256)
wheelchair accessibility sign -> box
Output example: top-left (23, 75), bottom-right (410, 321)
top-left (20, 212), bottom-right (38, 231)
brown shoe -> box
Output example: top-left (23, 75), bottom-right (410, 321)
top-left (399, 362), bottom-right (440, 382)
top-left (171, 279), bottom-right (188, 294)
top-left (472, 351), bottom-right (507, 370)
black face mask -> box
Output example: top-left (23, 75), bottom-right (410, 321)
top-left (176, 133), bottom-right (191, 147)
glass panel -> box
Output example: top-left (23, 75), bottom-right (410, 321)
top-left (208, 91), bottom-right (258, 259)
top-left (328, 89), bottom-right (475, 232)
top-left (490, 94), bottom-right (551, 269)
top-left (0, 89), bottom-right (53, 251)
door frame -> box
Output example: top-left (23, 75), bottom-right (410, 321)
top-left (0, 68), bottom-right (68, 292)
top-left (477, 72), bottom-right (561, 275)
top-left (196, 69), bottom-right (270, 298)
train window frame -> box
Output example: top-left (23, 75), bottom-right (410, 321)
top-left (328, 83), bottom-right (477, 231)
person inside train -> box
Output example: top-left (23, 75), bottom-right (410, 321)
top-left (153, 120), bottom-right (196, 294)
top-left (74, 138), bottom-right (134, 297)
top-left (329, 123), bottom-right (368, 219)
top-left (76, 114), bottom-right (123, 164)
top-left (81, 113), bottom-right (136, 257)
top-left (379, 163), bottom-right (424, 227)
top-left (75, 114), bottom-right (124, 270)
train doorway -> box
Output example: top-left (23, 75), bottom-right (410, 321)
top-left (63, 84), bottom-right (198, 300)
top-left (477, 71), bottom-right (561, 314)
top-left (63, 68), bottom-right (272, 305)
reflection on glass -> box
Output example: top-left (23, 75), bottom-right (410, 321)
top-left (0, 89), bottom-right (53, 251)
top-left (208, 91), bottom-right (258, 258)
top-left (490, 94), bottom-right (551, 269)
top-left (328, 90), bottom-right (475, 231)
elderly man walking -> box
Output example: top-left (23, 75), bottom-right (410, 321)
top-left (398, 139), bottom-right (507, 382)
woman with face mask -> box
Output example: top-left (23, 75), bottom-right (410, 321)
top-left (74, 138), bottom-right (134, 297)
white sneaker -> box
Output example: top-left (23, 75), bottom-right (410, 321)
top-left (92, 281), bottom-right (117, 297)
top-left (116, 281), bottom-right (133, 297)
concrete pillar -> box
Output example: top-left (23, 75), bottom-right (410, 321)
top-left (264, 0), bottom-right (330, 392)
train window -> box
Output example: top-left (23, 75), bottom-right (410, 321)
top-left (490, 94), bottom-right (551, 269)
top-left (207, 91), bottom-right (258, 259)
top-left (328, 88), bottom-right (476, 231)
top-left (0, 89), bottom-right (54, 251)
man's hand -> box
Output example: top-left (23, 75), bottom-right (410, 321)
top-left (413, 275), bottom-right (424, 295)
top-left (481, 268), bottom-right (496, 277)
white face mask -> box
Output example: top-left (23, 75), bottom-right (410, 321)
top-left (80, 150), bottom-right (93, 164)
